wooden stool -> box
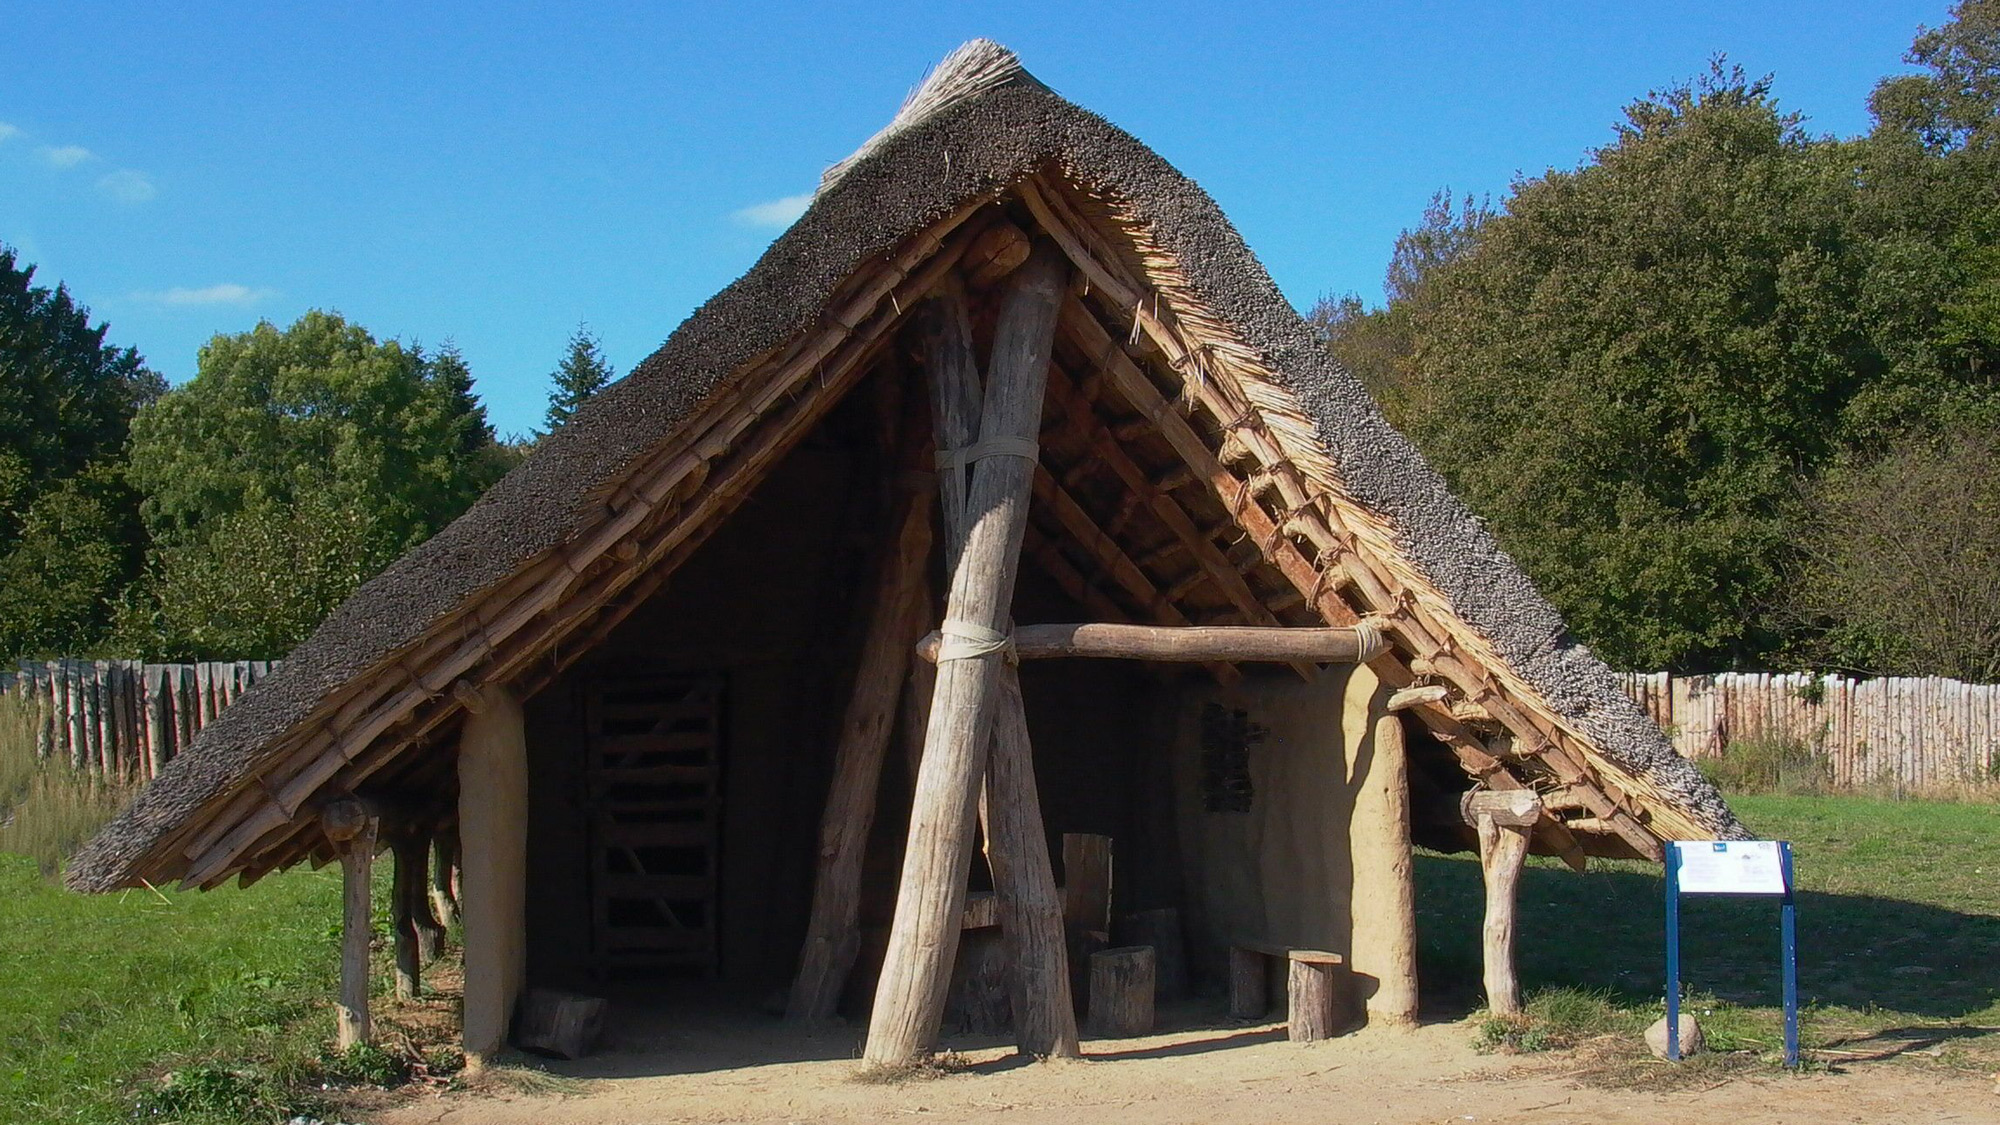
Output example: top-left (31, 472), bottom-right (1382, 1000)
top-left (1286, 950), bottom-right (1344, 1042)
top-left (1087, 945), bottom-right (1155, 1036)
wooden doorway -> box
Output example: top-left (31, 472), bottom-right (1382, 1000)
top-left (585, 676), bottom-right (724, 978)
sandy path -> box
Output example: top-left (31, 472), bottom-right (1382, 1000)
top-left (370, 1014), bottom-right (1996, 1125)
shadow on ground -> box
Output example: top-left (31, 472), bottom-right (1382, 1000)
top-left (1412, 852), bottom-right (2000, 1020)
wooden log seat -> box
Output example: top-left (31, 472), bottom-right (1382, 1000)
top-left (1229, 940), bottom-right (1347, 1041)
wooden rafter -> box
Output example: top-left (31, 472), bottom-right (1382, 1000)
top-left (1053, 295), bottom-right (1589, 868)
top-left (1021, 176), bottom-right (1656, 861)
top-left (1043, 361), bottom-right (1315, 680)
top-left (175, 205), bottom-right (999, 888)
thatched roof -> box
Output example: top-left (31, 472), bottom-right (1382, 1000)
top-left (70, 41), bottom-right (1741, 894)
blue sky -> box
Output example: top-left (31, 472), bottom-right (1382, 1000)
top-left (1, 1), bottom-right (1952, 438)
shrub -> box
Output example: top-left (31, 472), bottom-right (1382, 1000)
top-left (0, 693), bottom-right (132, 875)
top-left (1699, 733), bottom-right (1830, 795)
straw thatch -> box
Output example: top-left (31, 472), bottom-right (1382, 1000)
top-left (70, 41), bottom-right (1740, 894)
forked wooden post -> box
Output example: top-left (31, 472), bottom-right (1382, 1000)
top-left (390, 831), bottom-right (440, 997)
top-left (430, 830), bottom-right (460, 933)
top-left (1465, 789), bottom-right (1540, 1017)
top-left (323, 798), bottom-right (377, 1049)
top-left (922, 270), bottom-right (1076, 1059)
top-left (788, 413), bottom-right (938, 1022)
top-left (864, 243), bottom-right (1069, 1067)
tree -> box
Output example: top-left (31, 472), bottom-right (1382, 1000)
top-left (1789, 428), bottom-right (2000, 681)
top-left (121, 311), bottom-right (507, 658)
top-left (1379, 65), bottom-right (1876, 670)
top-left (544, 324), bottom-right (613, 432)
top-left (0, 245), bottom-right (161, 661)
top-left (1868, 0), bottom-right (2000, 154)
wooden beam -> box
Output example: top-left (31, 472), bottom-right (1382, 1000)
top-left (916, 622), bottom-right (1386, 665)
top-left (159, 203), bottom-right (997, 890)
top-left (1053, 297), bottom-right (1590, 870)
top-left (1475, 809), bottom-right (1532, 1017)
top-left (866, 242), bottom-right (1070, 1068)
top-left (1044, 361), bottom-right (1313, 677)
top-left (788, 401), bottom-right (938, 1022)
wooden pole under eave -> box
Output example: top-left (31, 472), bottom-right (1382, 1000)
top-left (1465, 789), bottom-right (1539, 1017)
top-left (864, 243), bottom-right (1069, 1068)
top-left (788, 428), bottom-right (938, 1022)
top-left (323, 799), bottom-right (378, 1050)
top-left (921, 274), bottom-right (1077, 1060)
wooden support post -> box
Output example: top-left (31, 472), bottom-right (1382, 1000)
top-left (323, 798), bottom-right (377, 1050)
top-left (461, 685), bottom-right (529, 1062)
top-left (390, 832), bottom-right (439, 995)
top-left (1349, 703), bottom-right (1419, 1026)
top-left (981, 669), bottom-right (1078, 1057)
top-left (864, 244), bottom-right (1069, 1067)
top-left (1467, 789), bottom-right (1538, 1017)
top-left (430, 830), bottom-right (460, 933)
top-left (789, 420), bottom-right (938, 1022)
top-left (1228, 946), bottom-right (1268, 1019)
top-left (1087, 946), bottom-right (1155, 1037)
top-left (1286, 951), bottom-right (1344, 1042)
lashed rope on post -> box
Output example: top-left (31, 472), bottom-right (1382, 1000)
top-left (935, 437), bottom-right (1038, 525)
top-left (935, 619), bottom-right (1016, 663)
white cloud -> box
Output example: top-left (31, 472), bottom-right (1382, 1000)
top-left (731, 193), bottom-right (812, 229)
top-left (97, 168), bottom-right (156, 203)
top-left (134, 283), bottom-right (276, 308)
top-left (40, 145), bottom-right (95, 168)
top-left (0, 123), bottom-right (19, 144)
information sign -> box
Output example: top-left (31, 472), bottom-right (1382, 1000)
top-left (1664, 839), bottom-right (1798, 1068)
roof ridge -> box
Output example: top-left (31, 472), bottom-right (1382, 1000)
top-left (818, 39), bottom-right (1044, 197)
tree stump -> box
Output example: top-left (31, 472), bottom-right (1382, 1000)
top-left (1286, 950), bottom-right (1344, 1043)
top-left (1228, 945), bottom-right (1269, 1020)
top-left (1115, 908), bottom-right (1186, 1002)
top-left (516, 988), bottom-right (608, 1059)
top-left (1087, 946), bottom-right (1155, 1037)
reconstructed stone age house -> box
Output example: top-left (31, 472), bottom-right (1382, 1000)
top-left (72, 42), bottom-right (1742, 1065)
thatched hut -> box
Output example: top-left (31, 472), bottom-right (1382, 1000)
top-left (70, 42), bottom-right (1741, 1065)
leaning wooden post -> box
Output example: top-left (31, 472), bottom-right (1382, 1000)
top-left (864, 243), bottom-right (1069, 1067)
top-left (920, 271), bottom-right (1078, 1059)
top-left (323, 798), bottom-right (378, 1050)
top-left (788, 423), bottom-right (938, 1022)
top-left (390, 831), bottom-right (433, 997)
top-left (1465, 788), bottom-right (1540, 1017)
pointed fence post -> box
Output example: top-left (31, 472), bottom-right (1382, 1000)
top-left (864, 243), bottom-right (1069, 1067)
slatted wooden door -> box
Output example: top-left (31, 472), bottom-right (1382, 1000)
top-left (585, 676), bottom-right (724, 977)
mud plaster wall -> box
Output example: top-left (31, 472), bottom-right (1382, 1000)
top-left (1168, 663), bottom-right (1385, 978)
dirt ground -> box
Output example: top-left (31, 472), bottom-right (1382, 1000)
top-left (365, 994), bottom-right (1999, 1125)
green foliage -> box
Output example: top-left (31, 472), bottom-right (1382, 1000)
top-left (1698, 734), bottom-right (1831, 796)
top-left (120, 311), bottom-right (507, 659)
top-left (1329, 11), bottom-right (2000, 673)
top-left (0, 691), bottom-right (130, 876)
top-left (1788, 428), bottom-right (2000, 680)
top-left (543, 323), bottom-right (613, 432)
top-left (1475, 986), bottom-right (1640, 1052)
top-left (0, 246), bottom-right (160, 663)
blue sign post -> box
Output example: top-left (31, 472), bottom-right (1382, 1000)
top-left (1664, 840), bottom-right (1798, 1068)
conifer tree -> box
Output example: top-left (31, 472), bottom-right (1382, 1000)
top-left (544, 324), bottom-right (613, 432)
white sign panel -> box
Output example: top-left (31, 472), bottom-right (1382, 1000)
top-left (1673, 840), bottom-right (1787, 895)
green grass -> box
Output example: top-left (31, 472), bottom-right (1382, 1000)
top-left (0, 855), bottom-right (350, 1124)
top-left (1417, 793), bottom-right (2000, 1073)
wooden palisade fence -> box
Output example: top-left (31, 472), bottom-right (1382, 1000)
top-left (1, 659), bottom-right (280, 781)
top-left (1619, 671), bottom-right (2000, 791)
